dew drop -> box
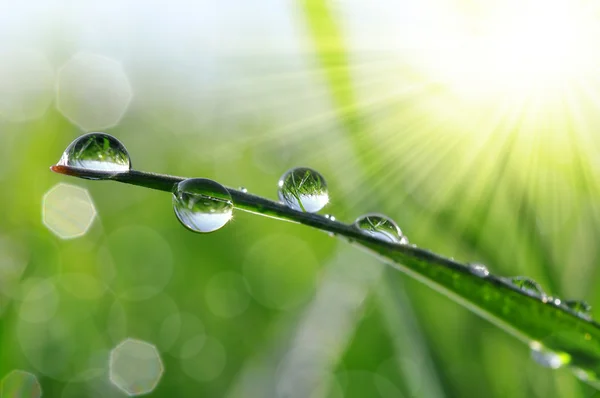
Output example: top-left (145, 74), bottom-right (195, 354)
top-left (564, 299), bottom-right (592, 317)
top-left (173, 178), bottom-right (233, 233)
top-left (239, 187), bottom-right (248, 193)
top-left (353, 213), bottom-right (403, 244)
top-left (468, 263), bottom-right (489, 278)
top-left (510, 276), bottom-right (546, 297)
top-left (573, 367), bottom-right (599, 386)
top-left (322, 215), bottom-right (337, 237)
top-left (57, 132), bottom-right (131, 172)
top-left (278, 167), bottom-right (328, 213)
top-left (530, 342), bottom-right (569, 369)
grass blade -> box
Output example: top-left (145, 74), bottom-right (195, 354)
top-left (50, 164), bottom-right (600, 388)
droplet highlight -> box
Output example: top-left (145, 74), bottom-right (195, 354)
top-left (529, 342), bottom-right (569, 369)
top-left (354, 213), bottom-right (403, 244)
top-left (239, 187), bottom-right (248, 193)
top-left (278, 167), bottom-right (328, 213)
top-left (173, 178), bottom-right (233, 233)
top-left (468, 263), bottom-right (489, 278)
top-left (323, 214), bottom-right (337, 237)
top-left (57, 132), bottom-right (131, 172)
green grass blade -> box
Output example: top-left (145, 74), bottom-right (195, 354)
top-left (50, 164), bottom-right (600, 388)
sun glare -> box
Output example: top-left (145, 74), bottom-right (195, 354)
top-left (416, 0), bottom-right (600, 98)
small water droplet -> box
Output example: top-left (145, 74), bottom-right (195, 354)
top-left (353, 213), bottom-right (403, 244)
top-left (322, 215), bottom-right (336, 236)
top-left (551, 297), bottom-right (562, 306)
top-left (565, 299), bottom-right (592, 317)
top-left (468, 263), bottom-right (489, 278)
top-left (278, 167), bottom-right (328, 212)
top-left (576, 368), bottom-right (600, 389)
top-left (239, 187), bottom-right (248, 193)
top-left (58, 132), bottom-right (131, 172)
top-left (173, 178), bottom-right (233, 233)
top-left (510, 276), bottom-right (546, 297)
top-left (530, 342), bottom-right (569, 369)
top-left (573, 367), bottom-right (591, 381)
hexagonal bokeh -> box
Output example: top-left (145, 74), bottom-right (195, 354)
top-left (57, 52), bottom-right (132, 131)
top-left (0, 49), bottom-right (54, 123)
top-left (205, 271), bottom-right (250, 318)
top-left (243, 234), bottom-right (319, 310)
top-left (97, 226), bottom-right (174, 301)
top-left (1, 369), bottom-right (42, 398)
top-left (42, 183), bottom-right (97, 239)
top-left (19, 278), bottom-right (59, 323)
top-left (180, 336), bottom-right (226, 382)
top-left (0, 236), bottom-right (29, 297)
top-left (109, 338), bottom-right (163, 396)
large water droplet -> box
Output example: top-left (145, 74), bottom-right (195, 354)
top-left (173, 178), bottom-right (233, 233)
top-left (565, 299), bottom-right (592, 318)
top-left (510, 276), bottom-right (546, 297)
top-left (354, 213), bottom-right (403, 244)
top-left (58, 132), bottom-right (131, 172)
top-left (278, 167), bottom-right (328, 213)
top-left (468, 263), bottom-right (489, 278)
top-left (530, 342), bottom-right (569, 369)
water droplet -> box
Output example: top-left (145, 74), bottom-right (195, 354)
top-left (239, 187), bottom-right (248, 193)
top-left (468, 263), bottom-right (489, 278)
top-left (565, 299), bottom-right (592, 316)
top-left (550, 297), bottom-right (562, 306)
top-left (530, 342), bottom-right (569, 369)
top-left (354, 213), bottom-right (403, 244)
top-left (510, 276), bottom-right (546, 297)
top-left (58, 132), bottom-right (131, 172)
top-left (573, 367), bottom-right (599, 385)
top-left (322, 215), bottom-right (337, 237)
top-left (173, 178), bottom-right (233, 233)
top-left (278, 167), bottom-right (328, 213)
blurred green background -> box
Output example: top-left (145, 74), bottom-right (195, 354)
top-left (2, 0), bottom-right (600, 397)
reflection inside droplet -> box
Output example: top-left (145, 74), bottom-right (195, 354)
top-left (353, 213), bottom-right (404, 244)
top-left (278, 167), bottom-right (329, 213)
top-left (172, 178), bottom-right (233, 233)
top-left (57, 132), bottom-right (131, 172)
